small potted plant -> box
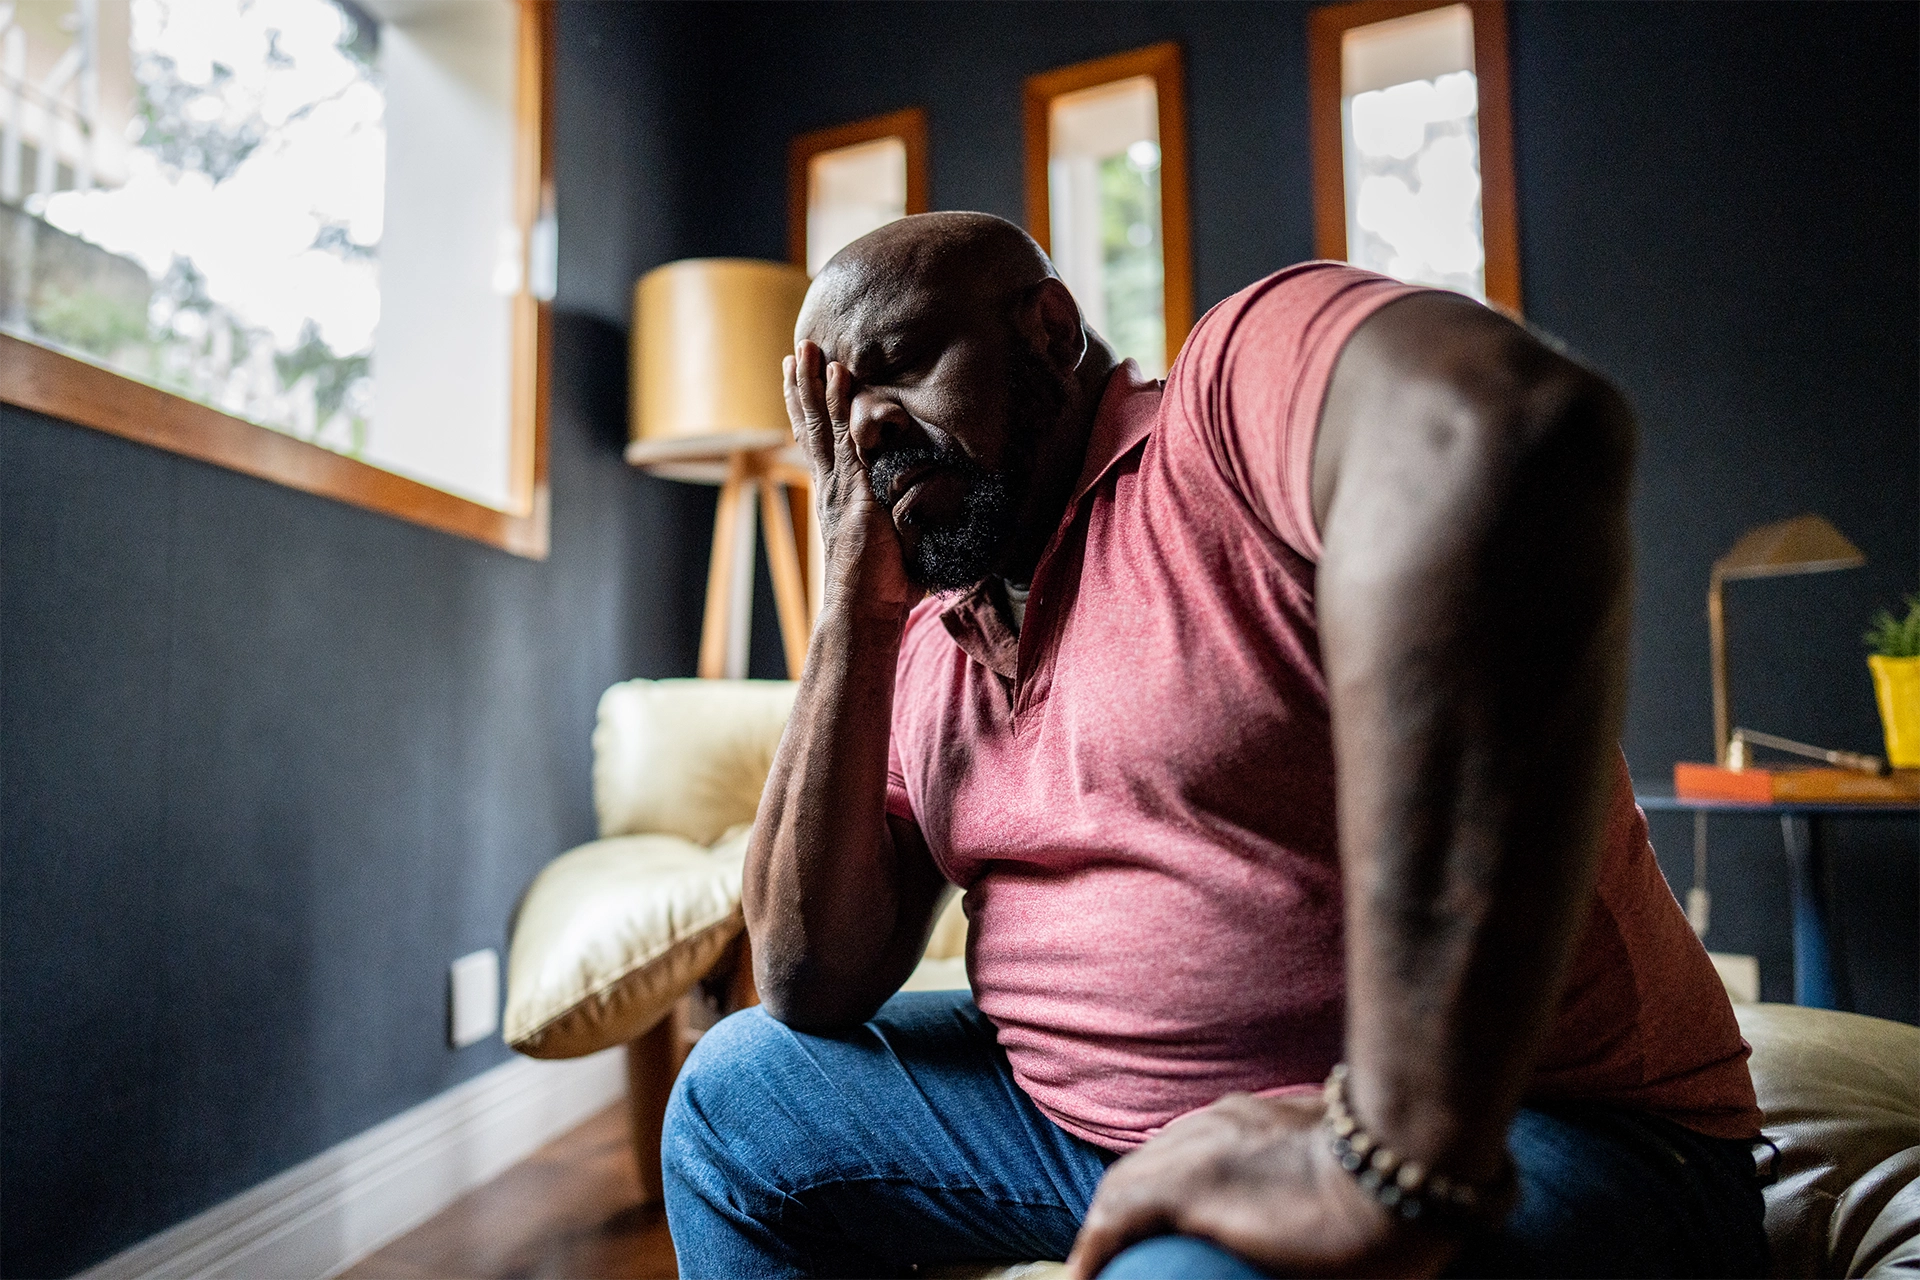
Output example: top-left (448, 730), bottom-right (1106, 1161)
top-left (1865, 594), bottom-right (1920, 769)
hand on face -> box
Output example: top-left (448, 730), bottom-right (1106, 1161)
top-left (1065, 1094), bottom-right (1459, 1280)
top-left (784, 340), bottom-right (921, 620)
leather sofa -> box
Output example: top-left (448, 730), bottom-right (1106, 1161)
top-left (506, 677), bottom-right (1919, 1277)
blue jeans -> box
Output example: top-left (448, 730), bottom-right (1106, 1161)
top-left (663, 991), bottom-right (1767, 1279)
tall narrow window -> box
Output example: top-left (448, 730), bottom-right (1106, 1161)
top-left (1310, 1), bottom-right (1519, 312)
top-left (1025, 43), bottom-right (1192, 378)
top-left (789, 108), bottom-right (927, 277)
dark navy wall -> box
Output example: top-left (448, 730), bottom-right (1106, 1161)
top-left (3, 3), bottom-right (1914, 1276)
top-left (687, 0), bottom-right (1918, 1015)
top-left (1506, 3), bottom-right (1918, 1019)
top-left (0, 6), bottom-right (717, 1275)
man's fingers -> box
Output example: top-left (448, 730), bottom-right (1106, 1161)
top-left (824, 360), bottom-right (858, 466)
top-left (1067, 1211), bottom-right (1169, 1280)
top-left (787, 343), bottom-right (836, 472)
top-left (783, 355), bottom-right (826, 471)
top-left (782, 355), bottom-right (801, 433)
top-left (792, 342), bottom-right (830, 427)
top-left (1067, 1185), bottom-right (1174, 1280)
top-left (825, 360), bottom-right (852, 432)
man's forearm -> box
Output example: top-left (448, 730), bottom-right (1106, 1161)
top-left (746, 604), bottom-right (942, 1029)
top-left (1317, 299), bottom-right (1637, 1184)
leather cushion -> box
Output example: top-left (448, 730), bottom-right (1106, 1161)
top-left (592, 678), bottom-right (797, 845)
top-left (1736, 1003), bottom-right (1920, 1277)
top-left (924, 892), bottom-right (969, 961)
top-left (505, 828), bottom-right (748, 1058)
top-left (902, 956), bottom-right (970, 993)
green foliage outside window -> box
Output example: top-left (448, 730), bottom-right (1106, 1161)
top-left (6, 0), bottom-right (377, 459)
top-left (30, 288), bottom-right (151, 356)
top-left (1098, 154), bottom-right (1164, 372)
top-left (276, 322), bottom-right (372, 456)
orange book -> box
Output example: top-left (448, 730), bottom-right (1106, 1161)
top-left (1674, 762), bottom-right (1920, 804)
top-left (1673, 762), bottom-right (1771, 803)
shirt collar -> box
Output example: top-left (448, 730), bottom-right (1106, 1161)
top-left (935, 359), bottom-right (1161, 681)
top-left (940, 579), bottom-right (1020, 679)
top-left (1070, 358), bottom-right (1160, 506)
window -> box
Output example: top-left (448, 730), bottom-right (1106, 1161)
top-left (0, 0), bottom-right (554, 556)
top-left (1024, 43), bottom-right (1192, 379)
top-left (1309, 0), bottom-right (1519, 312)
top-left (788, 107), bottom-right (927, 277)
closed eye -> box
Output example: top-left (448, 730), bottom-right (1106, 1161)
top-left (876, 343), bottom-right (939, 387)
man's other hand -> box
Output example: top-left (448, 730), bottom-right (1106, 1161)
top-left (1065, 1094), bottom-right (1458, 1280)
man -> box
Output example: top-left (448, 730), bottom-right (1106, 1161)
top-left (662, 212), bottom-right (1766, 1279)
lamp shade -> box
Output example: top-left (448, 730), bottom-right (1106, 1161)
top-left (626, 258), bottom-right (812, 469)
top-left (1713, 514), bottom-right (1865, 581)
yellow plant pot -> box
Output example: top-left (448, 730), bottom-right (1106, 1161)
top-left (1868, 654), bottom-right (1920, 768)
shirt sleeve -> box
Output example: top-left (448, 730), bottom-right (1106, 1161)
top-left (1167, 263), bottom-right (1426, 562)
top-left (884, 610), bottom-right (925, 823)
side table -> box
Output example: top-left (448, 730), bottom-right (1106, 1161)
top-left (1634, 783), bottom-right (1919, 1010)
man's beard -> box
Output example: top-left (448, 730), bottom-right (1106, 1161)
top-left (867, 347), bottom-right (1063, 592)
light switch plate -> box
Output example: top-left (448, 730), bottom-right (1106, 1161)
top-left (449, 948), bottom-right (500, 1048)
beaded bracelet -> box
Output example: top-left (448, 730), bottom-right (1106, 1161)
top-left (1322, 1063), bottom-right (1513, 1226)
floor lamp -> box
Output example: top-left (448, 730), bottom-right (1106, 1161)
top-left (626, 258), bottom-right (822, 679)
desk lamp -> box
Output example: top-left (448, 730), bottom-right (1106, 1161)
top-left (628, 259), bottom-right (817, 679)
top-left (1709, 514), bottom-right (1865, 765)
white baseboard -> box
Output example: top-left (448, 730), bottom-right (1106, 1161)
top-left (79, 1047), bottom-right (628, 1280)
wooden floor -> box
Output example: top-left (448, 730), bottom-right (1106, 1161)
top-left (342, 1103), bottom-right (678, 1279)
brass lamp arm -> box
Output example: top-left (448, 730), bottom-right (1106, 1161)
top-left (1728, 727), bottom-right (1886, 776)
top-left (1709, 568), bottom-right (1730, 766)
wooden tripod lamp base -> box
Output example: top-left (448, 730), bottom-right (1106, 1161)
top-left (697, 448), bottom-right (821, 680)
top-left (624, 257), bottom-right (820, 680)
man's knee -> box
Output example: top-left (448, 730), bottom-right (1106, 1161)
top-left (663, 1005), bottom-right (793, 1169)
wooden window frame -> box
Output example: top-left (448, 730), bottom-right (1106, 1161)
top-left (1308, 0), bottom-right (1521, 314)
top-left (787, 107), bottom-right (931, 271)
top-left (0, 0), bottom-right (555, 558)
top-left (1023, 42), bottom-right (1195, 372)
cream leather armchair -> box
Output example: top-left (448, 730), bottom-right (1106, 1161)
top-left (503, 678), bottom-right (967, 1202)
top-left (507, 678), bottom-right (1919, 1276)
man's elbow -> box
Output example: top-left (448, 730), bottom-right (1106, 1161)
top-left (752, 956), bottom-right (887, 1035)
top-left (755, 986), bottom-right (857, 1034)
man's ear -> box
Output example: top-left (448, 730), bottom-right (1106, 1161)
top-left (1016, 278), bottom-right (1088, 375)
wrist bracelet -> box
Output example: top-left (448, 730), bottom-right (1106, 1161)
top-left (1322, 1063), bottom-right (1513, 1227)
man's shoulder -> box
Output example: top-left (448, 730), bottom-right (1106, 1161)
top-left (1177, 262), bottom-right (1411, 374)
top-left (1158, 262), bottom-right (1426, 561)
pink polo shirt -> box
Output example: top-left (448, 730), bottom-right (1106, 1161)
top-left (885, 263), bottom-right (1760, 1152)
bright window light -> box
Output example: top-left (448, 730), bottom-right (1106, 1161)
top-left (1340, 4), bottom-right (1486, 299)
top-left (1, 0), bottom-right (530, 510)
top-left (806, 136), bottom-right (906, 278)
top-left (1047, 74), bottom-right (1166, 377)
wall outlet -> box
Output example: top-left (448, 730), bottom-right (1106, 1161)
top-left (449, 949), bottom-right (500, 1048)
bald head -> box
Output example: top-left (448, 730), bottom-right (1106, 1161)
top-left (798, 212), bottom-right (1058, 351)
top-left (785, 211), bottom-right (1117, 591)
